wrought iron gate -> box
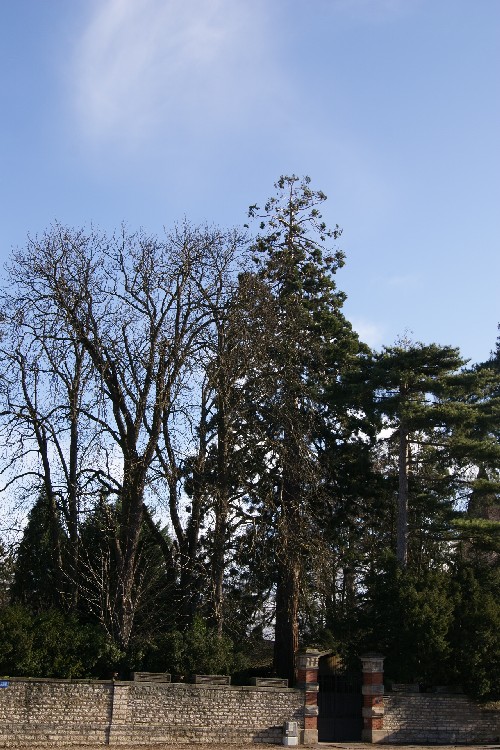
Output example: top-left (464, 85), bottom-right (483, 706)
top-left (317, 659), bottom-right (362, 742)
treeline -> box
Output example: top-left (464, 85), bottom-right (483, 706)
top-left (0, 177), bottom-right (498, 698)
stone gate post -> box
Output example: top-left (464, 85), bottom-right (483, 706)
top-left (296, 648), bottom-right (320, 745)
top-left (360, 653), bottom-right (385, 743)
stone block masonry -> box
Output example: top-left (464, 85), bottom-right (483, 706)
top-left (0, 678), bottom-right (304, 747)
top-left (354, 652), bottom-right (499, 744)
top-left (381, 693), bottom-right (500, 744)
top-left (0, 679), bottom-right (112, 746)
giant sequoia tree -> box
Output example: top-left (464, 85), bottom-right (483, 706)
top-left (242, 176), bottom-right (362, 682)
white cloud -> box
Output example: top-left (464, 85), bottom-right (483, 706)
top-left (72, 0), bottom-right (274, 144)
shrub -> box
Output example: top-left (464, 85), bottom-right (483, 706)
top-left (0, 605), bottom-right (122, 678)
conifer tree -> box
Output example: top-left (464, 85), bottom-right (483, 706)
top-left (11, 490), bottom-right (66, 612)
top-left (368, 341), bottom-right (470, 566)
top-left (243, 175), bottom-right (362, 682)
top-left (454, 330), bottom-right (500, 558)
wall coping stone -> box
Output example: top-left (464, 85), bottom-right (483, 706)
top-left (384, 692), bottom-right (499, 701)
top-left (0, 676), bottom-right (112, 685)
top-left (0, 676), bottom-right (301, 693)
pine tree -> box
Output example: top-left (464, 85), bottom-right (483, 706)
top-left (453, 330), bottom-right (500, 560)
top-left (367, 340), bottom-right (473, 566)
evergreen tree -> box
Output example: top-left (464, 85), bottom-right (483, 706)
top-left (77, 498), bottom-right (178, 651)
top-left (448, 556), bottom-right (500, 700)
top-left (367, 341), bottom-right (474, 566)
top-left (242, 175), bottom-right (362, 682)
top-left (449, 339), bottom-right (500, 561)
top-left (11, 490), bottom-right (67, 612)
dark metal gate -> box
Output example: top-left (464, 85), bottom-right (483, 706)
top-left (317, 658), bottom-right (362, 742)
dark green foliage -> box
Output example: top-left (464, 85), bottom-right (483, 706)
top-left (452, 517), bottom-right (500, 555)
top-left (10, 491), bottom-right (66, 612)
top-left (362, 562), bottom-right (455, 685)
top-left (135, 615), bottom-right (248, 677)
top-left (448, 559), bottom-right (500, 700)
top-left (0, 605), bottom-right (34, 676)
top-left (0, 605), bottom-right (122, 678)
top-left (77, 500), bottom-right (178, 641)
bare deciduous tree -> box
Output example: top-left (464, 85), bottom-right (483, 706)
top-left (0, 222), bottom-right (244, 649)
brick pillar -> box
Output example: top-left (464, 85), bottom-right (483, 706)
top-left (296, 648), bottom-right (320, 745)
top-left (361, 653), bottom-right (385, 743)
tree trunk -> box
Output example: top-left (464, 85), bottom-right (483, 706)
top-left (397, 419), bottom-right (409, 566)
top-left (115, 467), bottom-right (146, 649)
top-left (210, 353), bottom-right (229, 635)
top-left (273, 463), bottom-right (301, 685)
top-left (273, 553), bottom-right (299, 684)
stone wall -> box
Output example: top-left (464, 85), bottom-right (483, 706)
top-left (0, 678), bottom-right (304, 747)
top-left (381, 693), bottom-right (500, 744)
top-left (0, 679), bottom-right (112, 746)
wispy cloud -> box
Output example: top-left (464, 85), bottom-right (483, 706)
top-left (72, 0), bottom-right (274, 145)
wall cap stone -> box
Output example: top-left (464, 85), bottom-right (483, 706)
top-left (361, 654), bottom-right (385, 674)
top-left (296, 648), bottom-right (321, 670)
top-left (0, 676), bottom-right (113, 685)
top-left (0, 676), bottom-right (302, 693)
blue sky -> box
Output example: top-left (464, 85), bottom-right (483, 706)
top-left (0, 0), bottom-right (498, 364)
